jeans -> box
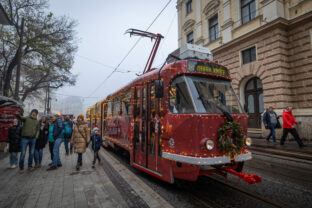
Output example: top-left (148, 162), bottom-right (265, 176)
top-left (51, 138), bottom-right (63, 167)
top-left (34, 148), bottom-right (43, 164)
top-left (64, 137), bottom-right (70, 153)
top-left (10, 152), bottom-right (18, 166)
top-left (77, 153), bottom-right (83, 164)
top-left (93, 150), bottom-right (100, 163)
top-left (265, 124), bottom-right (276, 142)
top-left (49, 142), bottom-right (54, 161)
top-left (19, 138), bottom-right (36, 169)
top-left (280, 128), bottom-right (304, 147)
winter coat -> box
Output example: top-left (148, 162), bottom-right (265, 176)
top-left (263, 110), bottom-right (281, 129)
top-left (70, 121), bottom-right (90, 154)
top-left (48, 124), bottom-right (54, 143)
top-left (282, 110), bottom-right (298, 129)
top-left (6, 125), bottom-right (22, 152)
top-left (91, 134), bottom-right (103, 151)
top-left (16, 114), bottom-right (40, 138)
top-left (53, 117), bottom-right (64, 139)
top-left (35, 122), bottom-right (49, 149)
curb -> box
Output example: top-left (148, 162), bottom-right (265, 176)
top-left (248, 146), bottom-right (312, 161)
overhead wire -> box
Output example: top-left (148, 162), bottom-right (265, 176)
top-left (87, 0), bottom-right (173, 97)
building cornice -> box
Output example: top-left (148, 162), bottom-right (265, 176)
top-left (203, 0), bottom-right (220, 15)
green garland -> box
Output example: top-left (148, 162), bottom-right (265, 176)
top-left (217, 121), bottom-right (245, 156)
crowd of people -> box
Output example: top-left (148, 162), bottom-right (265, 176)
top-left (6, 109), bottom-right (103, 172)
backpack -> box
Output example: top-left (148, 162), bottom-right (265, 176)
top-left (64, 122), bottom-right (72, 136)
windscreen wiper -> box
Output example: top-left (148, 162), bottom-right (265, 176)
top-left (198, 95), bottom-right (233, 122)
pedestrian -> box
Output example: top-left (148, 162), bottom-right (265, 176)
top-left (63, 116), bottom-right (73, 155)
top-left (280, 106), bottom-right (306, 148)
top-left (6, 118), bottom-right (22, 169)
top-left (263, 106), bottom-right (281, 144)
top-left (16, 109), bottom-right (40, 173)
top-left (34, 116), bottom-right (49, 168)
top-left (90, 127), bottom-right (102, 168)
top-left (70, 114), bottom-right (90, 171)
top-left (47, 113), bottom-right (64, 171)
top-left (48, 116), bottom-right (55, 165)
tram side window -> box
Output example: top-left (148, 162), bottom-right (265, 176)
top-left (113, 98), bottom-right (120, 116)
top-left (149, 122), bottom-right (155, 156)
top-left (169, 76), bottom-right (195, 114)
top-left (107, 101), bottom-right (112, 116)
top-left (141, 121), bottom-right (146, 153)
top-left (150, 85), bottom-right (156, 118)
top-left (134, 88), bottom-right (140, 118)
top-left (133, 121), bottom-right (140, 152)
top-left (122, 90), bottom-right (132, 117)
top-left (142, 87), bottom-right (146, 116)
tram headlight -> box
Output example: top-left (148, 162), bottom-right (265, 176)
top-left (245, 137), bottom-right (252, 146)
top-left (205, 139), bottom-right (214, 150)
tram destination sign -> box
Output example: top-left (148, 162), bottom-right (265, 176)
top-left (187, 61), bottom-right (229, 76)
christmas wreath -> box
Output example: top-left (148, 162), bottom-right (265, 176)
top-left (217, 121), bottom-right (245, 156)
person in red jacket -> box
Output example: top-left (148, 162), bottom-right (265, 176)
top-left (280, 106), bottom-right (306, 147)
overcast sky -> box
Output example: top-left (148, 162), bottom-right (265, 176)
top-left (49, 0), bottom-right (178, 113)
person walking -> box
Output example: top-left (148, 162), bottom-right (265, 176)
top-left (47, 114), bottom-right (64, 171)
top-left (63, 116), bottom-right (73, 155)
top-left (6, 118), bottom-right (22, 168)
top-left (48, 116), bottom-right (55, 166)
top-left (70, 114), bottom-right (90, 171)
top-left (263, 106), bottom-right (281, 144)
top-left (16, 109), bottom-right (40, 173)
top-left (280, 106), bottom-right (306, 148)
top-left (90, 127), bottom-right (102, 168)
top-left (34, 116), bottom-right (49, 168)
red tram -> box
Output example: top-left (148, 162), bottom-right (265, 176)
top-left (87, 30), bottom-right (261, 184)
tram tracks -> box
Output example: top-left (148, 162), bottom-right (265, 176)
top-left (103, 147), bottom-right (290, 208)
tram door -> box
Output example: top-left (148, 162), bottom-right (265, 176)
top-left (133, 84), bottom-right (158, 171)
top-left (102, 103), bottom-right (107, 138)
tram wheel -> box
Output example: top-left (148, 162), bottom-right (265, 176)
top-left (234, 162), bottom-right (244, 172)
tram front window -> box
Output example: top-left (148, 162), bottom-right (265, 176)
top-left (169, 75), bottom-right (244, 114)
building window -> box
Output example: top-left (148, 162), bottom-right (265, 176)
top-left (186, 31), bottom-right (194, 44)
top-left (241, 0), bottom-right (256, 24)
top-left (242, 46), bottom-right (256, 64)
top-left (209, 15), bottom-right (219, 42)
top-left (186, 0), bottom-right (192, 15)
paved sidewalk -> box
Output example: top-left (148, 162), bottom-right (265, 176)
top-left (0, 144), bottom-right (128, 208)
top-left (248, 138), bottom-right (312, 161)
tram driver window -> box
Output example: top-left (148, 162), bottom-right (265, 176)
top-left (169, 76), bottom-right (195, 114)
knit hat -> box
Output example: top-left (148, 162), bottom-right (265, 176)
top-left (93, 127), bottom-right (99, 132)
top-left (77, 114), bottom-right (84, 120)
top-left (31, 109), bottom-right (38, 114)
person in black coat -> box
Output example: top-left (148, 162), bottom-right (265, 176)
top-left (6, 118), bottom-right (22, 168)
top-left (34, 116), bottom-right (49, 168)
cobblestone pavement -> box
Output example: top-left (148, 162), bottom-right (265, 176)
top-left (0, 144), bottom-right (171, 208)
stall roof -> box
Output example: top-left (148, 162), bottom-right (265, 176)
top-left (0, 96), bottom-right (23, 108)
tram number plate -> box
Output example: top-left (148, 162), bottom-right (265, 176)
top-left (188, 61), bottom-right (228, 76)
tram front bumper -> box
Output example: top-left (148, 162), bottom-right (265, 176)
top-left (162, 152), bottom-right (252, 165)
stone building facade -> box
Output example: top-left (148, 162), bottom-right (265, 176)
top-left (177, 0), bottom-right (312, 140)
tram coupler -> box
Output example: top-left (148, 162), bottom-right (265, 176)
top-left (225, 167), bottom-right (262, 184)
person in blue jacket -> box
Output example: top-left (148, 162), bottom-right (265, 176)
top-left (263, 106), bottom-right (281, 144)
top-left (90, 127), bottom-right (102, 168)
top-left (47, 113), bottom-right (64, 171)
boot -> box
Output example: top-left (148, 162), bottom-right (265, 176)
top-left (92, 162), bottom-right (95, 169)
top-left (76, 164), bottom-right (80, 171)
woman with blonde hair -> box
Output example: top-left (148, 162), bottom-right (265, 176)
top-left (70, 114), bottom-right (90, 170)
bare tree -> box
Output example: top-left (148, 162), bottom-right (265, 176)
top-left (0, 0), bottom-right (78, 101)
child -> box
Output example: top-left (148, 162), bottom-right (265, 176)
top-left (6, 118), bottom-right (22, 168)
top-left (90, 127), bottom-right (102, 168)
